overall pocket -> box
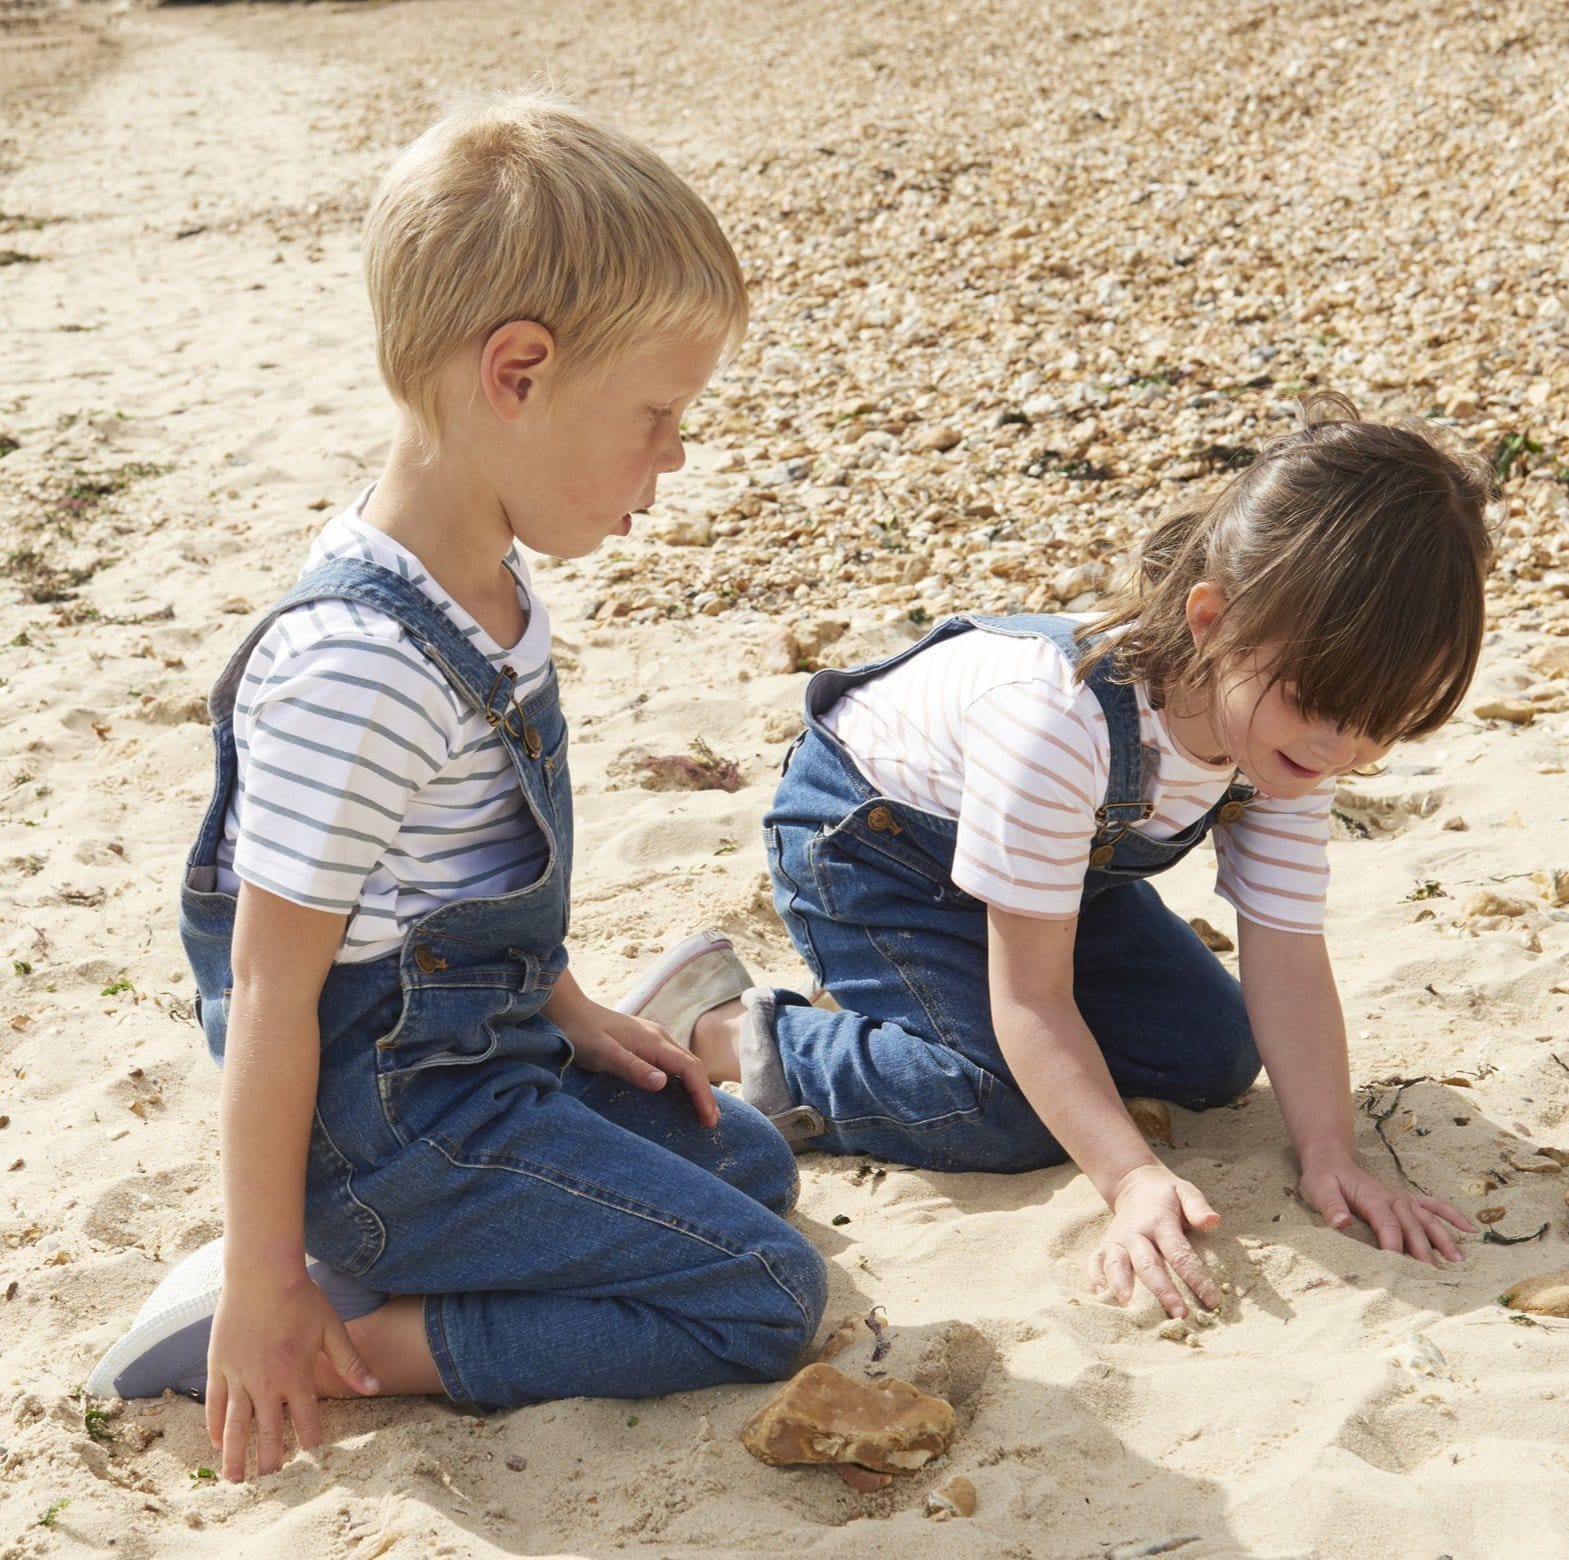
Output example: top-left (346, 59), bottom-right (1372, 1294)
top-left (373, 975), bottom-right (568, 1145)
top-left (809, 799), bottom-right (974, 923)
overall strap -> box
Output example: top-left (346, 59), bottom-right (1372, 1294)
top-left (208, 558), bottom-right (547, 742)
top-left (968, 614), bottom-right (1152, 835)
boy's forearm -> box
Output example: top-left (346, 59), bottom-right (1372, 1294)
top-left (1236, 922), bottom-right (1356, 1168)
top-left (994, 993), bottom-right (1160, 1203)
top-left (218, 988), bottom-right (320, 1282)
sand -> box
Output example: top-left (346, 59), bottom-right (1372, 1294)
top-left (2, 2), bottom-right (1568, 1556)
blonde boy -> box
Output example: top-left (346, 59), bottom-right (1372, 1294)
top-left (88, 93), bottom-right (826, 1481)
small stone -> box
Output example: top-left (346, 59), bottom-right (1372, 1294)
top-left (651, 513), bottom-right (714, 547)
top-left (1187, 916), bottom-right (1234, 953)
top-left (1156, 1319), bottom-right (1190, 1342)
top-left (1440, 386), bottom-right (1478, 418)
top-left (758, 628), bottom-right (802, 675)
top-left (1528, 644), bottom-right (1569, 680)
top-left (1473, 698), bottom-right (1536, 724)
top-left (505, 1453), bottom-right (527, 1472)
top-left (1465, 890), bottom-right (1531, 919)
top-left (925, 1474), bottom-right (977, 1521)
top-left (1499, 1269), bottom-right (1569, 1318)
top-left (1532, 869), bottom-right (1569, 908)
top-left (1476, 1206), bottom-right (1508, 1224)
top-left (913, 424), bottom-right (963, 453)
top-left (1441, 815), bottom-right (1469, 832)
top-left (1126, 1097), bottom-right (1173, 1145)
top-left (740, 1363), bottom-right (956, 1474)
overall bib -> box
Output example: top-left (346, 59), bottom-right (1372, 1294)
top-left (181, 558), bottom-right (825, 1407)
top-left (748, 613), bottom-right (1264, 1173)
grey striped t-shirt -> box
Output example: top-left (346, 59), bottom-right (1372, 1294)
top-left (213, 491), bottom-right (553, 963)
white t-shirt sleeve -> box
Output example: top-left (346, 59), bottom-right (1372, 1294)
top-left (949, 676), bottom-right (1104, 918)
top-left (1213, 777), bottom-right (1333, 933)
top-left (230, 607), bottom-right (462, 913)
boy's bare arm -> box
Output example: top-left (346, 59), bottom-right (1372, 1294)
top-left (222, 884), bottom-right (348, 1279)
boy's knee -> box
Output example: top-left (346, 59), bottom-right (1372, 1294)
top-left (717, 1095), bottom-right (803, 1215)
top-left (744, 1228), bottom-right (828, 1378)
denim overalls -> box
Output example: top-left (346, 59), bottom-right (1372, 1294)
top-left (180, 558), bottom-right (825, 1408)
top-left (743, 613), bottom-right (1264, 1173)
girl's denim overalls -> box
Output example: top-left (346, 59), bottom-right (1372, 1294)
top-left (748, 613), bottom-right (1264, 1173)
top-left (180, 558), bottom-right (825, 1408)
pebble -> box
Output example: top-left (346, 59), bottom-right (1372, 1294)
top-left (1473, 699), bottom-right (1536, 725)
top-left (912, 425), bottom-right (962, 454)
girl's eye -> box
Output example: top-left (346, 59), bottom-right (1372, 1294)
top-left (650, 406), bottom-right (673, 420)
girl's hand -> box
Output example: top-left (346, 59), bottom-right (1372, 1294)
top-left (206, 1272), bottom-right (378, 1482)
top-left (1089, 1163), bottom-right (1224, 1319)
top-left (555, 999), bottom-right (719, 1128)
top-left (1300, 1155), bottom-right (1475, 1263)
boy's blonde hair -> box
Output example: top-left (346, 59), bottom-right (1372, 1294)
top-left (363, 91), bottom-right (749, 442)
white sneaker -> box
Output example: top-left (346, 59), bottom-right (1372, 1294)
top-left (86, 1238), bottom-right (385, 1401)
top-left (615, 929), bottom-right (755, 1047)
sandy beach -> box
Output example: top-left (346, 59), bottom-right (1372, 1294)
top-left (2, 1), bottom-right (1569, 1555)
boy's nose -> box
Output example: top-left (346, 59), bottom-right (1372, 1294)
top-left (661, 434), bottom-right (688, 476)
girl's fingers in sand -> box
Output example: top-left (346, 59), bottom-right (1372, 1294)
top-left (1155, 1227), bottom-right (1219, 1310)
top-left (205, 1371), bottom-right (227, 1450)
top-left (221, 1385), bottom-right (254, 1482)
top-left (1129, 1234), bottom-right (1189, 1318)
top-left (1418, 1194), bottom-right (1477, 1235)
top-left (288, 1387), bottom-right (323, 1454)
top-left (1100, 1242), bottom-right (1136, 1306)
top-left (1414, 1206), bottom-right (1466, 1263)
top-left (253, 1397), bottom-right (287, 1479)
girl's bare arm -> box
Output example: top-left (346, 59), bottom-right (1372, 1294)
top-left (1236, 917), bottom-right (1473, 1260)
top-left (988, 907), bottom-right (1223, 1315)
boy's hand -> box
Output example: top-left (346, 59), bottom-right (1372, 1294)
top-left (206, 1272), bottom-right (378, 1482)
top-left (1089, 1163), bottom-right (1223, 1319)
top-left (1300, 1154), bottom-right (1475, 1263)
top-left (554, 999), bottom-right (720, 1128)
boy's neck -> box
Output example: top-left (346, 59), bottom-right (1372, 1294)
top-left (359, 422), bottom-right (517, 600)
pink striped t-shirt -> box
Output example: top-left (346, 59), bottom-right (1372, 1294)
top-left (820, 627), bottom-right (1332, 932)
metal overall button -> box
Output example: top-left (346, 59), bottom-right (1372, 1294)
top-left (1089, 844), bottom-right (1115, 868)
top-left (867, 805), bottom-right (903, 835)
top-left (1218, 800), bottom-right (1247, 824)
top-left (523, 724), bottom-right (543, 760)
top-left (412, 944), bottom-right (447, 974)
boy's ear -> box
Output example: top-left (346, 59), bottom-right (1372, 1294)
top-left (1184, 581), bottom-right (1227, 647)
top-left (479, 321), bottom-right (556, 422)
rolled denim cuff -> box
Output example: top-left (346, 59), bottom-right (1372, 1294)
top-left (739, 988), bottom-right (823, 1145)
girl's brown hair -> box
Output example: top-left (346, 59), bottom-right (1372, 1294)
top-left (1077, 392), bottom-right (1497, 742)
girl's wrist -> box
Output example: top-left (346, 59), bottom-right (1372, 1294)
top-left (1296, 1137), bottom-right (1358, 1174)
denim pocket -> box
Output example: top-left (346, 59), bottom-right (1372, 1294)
top-left (809, 800), bottom-right (971, 922)
top-left (376, 978), bottom-right (517, 1074)
top-left (766, 824), bottom-right (826, 987)
top-left (303, 1110), bottom-right (386, 1276)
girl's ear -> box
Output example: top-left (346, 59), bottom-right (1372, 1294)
top-left (479, 321), bottom-right (556, 423)
top-left (1185, 581), bottom-right (1227, 647)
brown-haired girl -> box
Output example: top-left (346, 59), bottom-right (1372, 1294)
top-left (626, 392), bottom-right (1496, 1319)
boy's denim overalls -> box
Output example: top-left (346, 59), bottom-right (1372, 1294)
top-left (746, 613), bottom-right (1264, 1173)
top-left (180, 559), bottom-right (826, 1409)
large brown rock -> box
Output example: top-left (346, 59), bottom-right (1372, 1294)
top-left (741, 1363), bottom-right (956, 1474)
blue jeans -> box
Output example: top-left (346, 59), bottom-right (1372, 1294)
top-left (747, 727), bottom-right (1262, 1173)
top-left (183, 558), bottom-right (827, 1409)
